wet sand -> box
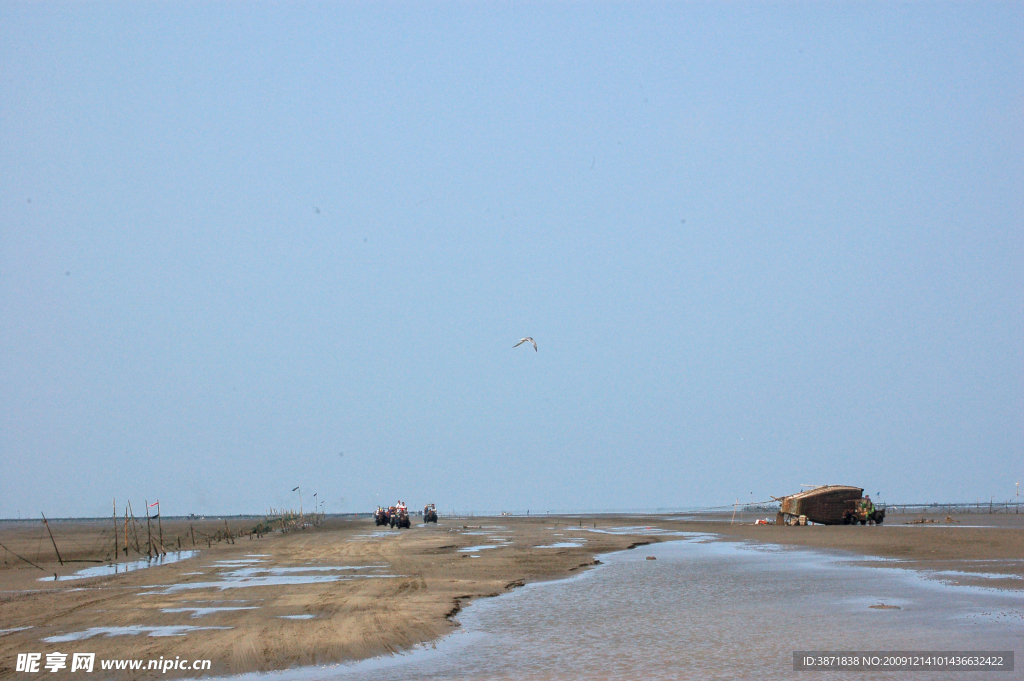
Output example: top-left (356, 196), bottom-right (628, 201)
top-left (1, 513), bottom-right (1021, 678)
top-left (695, 510), bottom-right (1024, 588)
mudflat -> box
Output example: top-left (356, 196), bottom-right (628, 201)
top-left (691, 510), bottom-right (1024, 588)
top-left (1, 513), bottom-right (1021, 679)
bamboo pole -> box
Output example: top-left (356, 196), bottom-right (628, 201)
top-left (190, 524), bottom-right (195, 546)
top-left (127, 501), bottom-right (142, 554)
top-left (124, 506), bottom-right (129, 557)
top-left (145, 500), bottom-right (152, 559)
top-left (113, 497), bottom-right (118, 562)
top-left (156, 501), bottom-right (164, 555)
top-left (41, 513), bottom-right (64, 566)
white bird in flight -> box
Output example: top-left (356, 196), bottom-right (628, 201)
top-left (514, 337), bottom-right (538, 351)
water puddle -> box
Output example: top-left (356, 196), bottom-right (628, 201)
top-left (534, 542), bottom-right (585, 549)
top-left (44, 625), bottom-right (231, 643)
top-left (457, 545), bottom-right (499, 553)
top-left (144, 565), bottom-right (400, 594)
top-left (278, 614), bottom-right (316, 620)
top-left (573, 526), bottom-right (710, 538)
top-left (0, 627), bottom-right (32, 636)
top-left (161, 606), bottom-right (260, 618)
top-left (892, 524), bottom-right (1016, 529)
top-left (42, 551), bottom-right (199, 581)
top-left (348, 532), bottom-right (394, 541)
top-left (930, 570), bottom-right (1024, 581)
top-left (223, 566), bottom-right (385, 576)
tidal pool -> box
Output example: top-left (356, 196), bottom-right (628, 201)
top-left (43, 551), bottom-right (199, 582)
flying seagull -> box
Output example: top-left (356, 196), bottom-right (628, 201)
top-left (514, 337), bottom-right (537, 351)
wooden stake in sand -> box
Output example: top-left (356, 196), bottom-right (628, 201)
top-left (145, 500), bottom-right (153, 559)
top-left (127, 501), bottom-right (142, 554)
top-left (124, 506), bottom-right (129, 557)
top-left (113, 497), bottom-right (118, 562)
top-left (41, 513), bottom-right (64, 566)
top-left (156, 500), bottom-right (165, 555)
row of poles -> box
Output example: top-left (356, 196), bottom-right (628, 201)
top-left (29, 488), bottom-right (326, 569)
top-left (9, 501), bottom-right (169, 572)
top-left (111, 497), bottom-right (172, 562)
top-left (291, 486), bottom-right (327, 524)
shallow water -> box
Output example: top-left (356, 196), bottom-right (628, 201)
top-left (146, 573), bottom-right (399, 594)
top-left (44, 625), bottom-right (231, 642)
top-left (534, 542), bottom-right (585, 549)
top-left (161, 606), bottom-right (260, 618)
top-left (43, 551), bottom-right (198, 581)
top-left (221, 566), bottom-right (387, 576)
top-left (0, 626), bottom-right (32, 636)
top-left (930, 570), bottom-right (1024, 581)
top-left (208, 537), bottom-right (1023, 681)
top-left (139, 564), bottom-right (397, 594)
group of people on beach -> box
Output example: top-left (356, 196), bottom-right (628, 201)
top-left (374, 502), bottom-right (409, 528)
top-left (373, 501), bottom-right (438, 527)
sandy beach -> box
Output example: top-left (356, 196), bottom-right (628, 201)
top-left (1, 513), bottom-right (1021, 679)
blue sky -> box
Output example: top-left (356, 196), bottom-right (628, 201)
top-left (2, 2), bottom-right (1021, 517)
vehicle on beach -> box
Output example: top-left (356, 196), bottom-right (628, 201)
top-left (374, 507), bottom-right (389, 526)
top-left (843, 500), bottom-right (885, 525)
top-left (774, 485), bottom-right (884, 525)
top-left (423, 504), bottom-right (438, 523)
top-left (391, 506), bottom-right (410, 529)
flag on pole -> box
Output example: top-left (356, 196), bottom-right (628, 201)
top-left (149, 501), bottom-right (159, 507)
top-left (292, 487), bottom-right (299, 491)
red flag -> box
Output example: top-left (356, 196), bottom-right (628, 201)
top-left (149, 501), bottom-right (159, 507)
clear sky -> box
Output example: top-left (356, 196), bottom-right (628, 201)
top-left (2, 2), bottom-right (1021, 518)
